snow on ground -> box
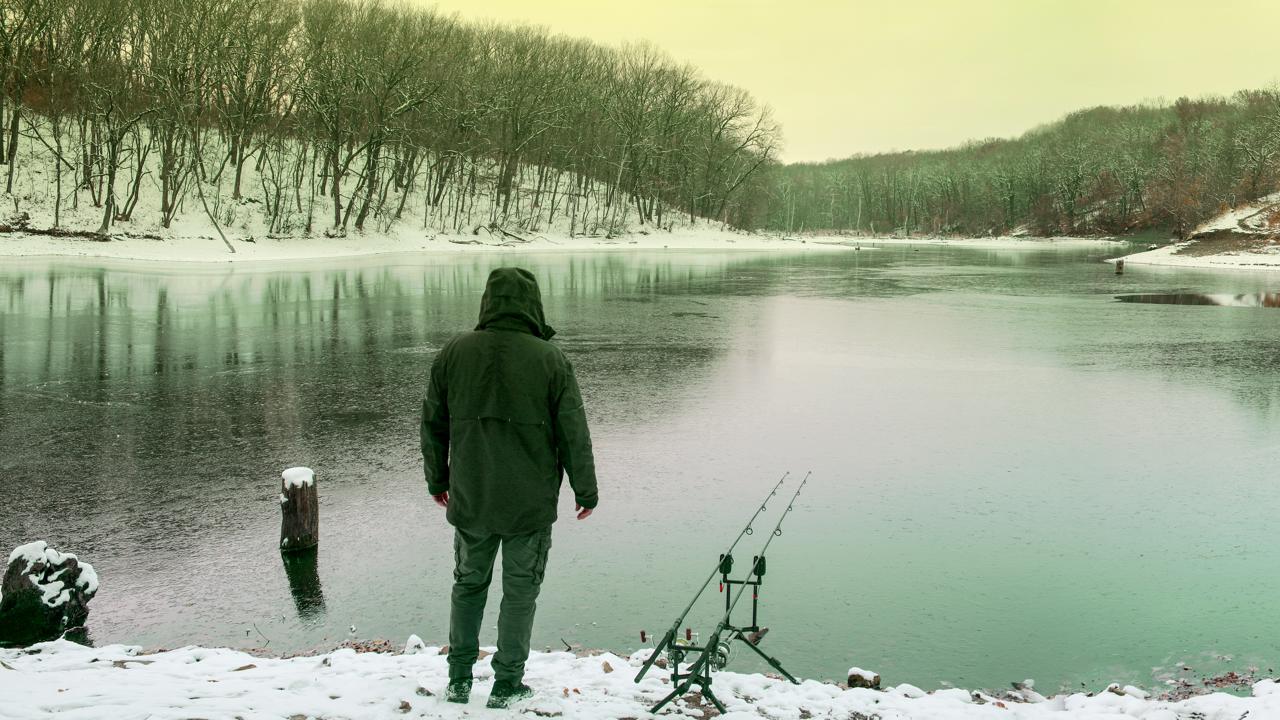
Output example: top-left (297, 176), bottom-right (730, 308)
top-left (827, 235), bottom-right (1125, 250)
top-left (0, 119), bottom-right (855, 265)
top-left (1108, 193), bottom-right (1280, 270)
top-left (2, 639), bottom-right (1277, 720)
top-left (1192, 191), bottom-right (1280, 235)
top-left (1112, 240), bottom-right (1280, 271)
top-left (0, 226), bottom-right (855, 264)
top-left (0, 229), bottom-right (1122, 266)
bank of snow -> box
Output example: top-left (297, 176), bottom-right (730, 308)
top-left (1113, 239), bottom-right (1280, 270)
top-left (831, 234), bottom-right (1125, 250)
top-left (1112, 192), bottom-right (1280, 270)
top-left (0, 226), bottom-right (856, 264)
top-left (3, 639), bottom-right (1278, 719)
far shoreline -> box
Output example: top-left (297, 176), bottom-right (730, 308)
top-left (0, 228), bottom-right (1137, 267)
top-left (0, 227), bottom-right (854, 266)
top-left (1110, 240), bottom-right (1280, 272)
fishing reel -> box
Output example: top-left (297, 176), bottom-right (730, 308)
top-left (708, 638), bottom-right (733, 671)
top-left (641, 628), bottom-right (699, 668)
top-left (669, 630), bottom-right (693, 668)
top-left (634, 471), bottom-right (810, 716)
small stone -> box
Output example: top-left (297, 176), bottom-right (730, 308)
top-left (403, 635), bottom-right (427, 655)
top-left (416, 686), bottom-right (433, 697)
top-left (398, 700), bottom-right (411, 713)
top-left (438, 645), bottom-right (450, 656)
top-left (232, 664), bottom-right (257, 672)
top-left (602, 661), bottom-right (614, 674)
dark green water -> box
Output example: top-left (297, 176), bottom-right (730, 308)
top-left (2, 243), bottom-right (1278, 693)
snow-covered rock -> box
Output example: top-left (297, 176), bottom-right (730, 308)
top-left (847, 665), bottom-right (881, 689)
top-left (403, 635), bottom-right (428, 655)
top-left (0, 542), bottom-right (98, 645)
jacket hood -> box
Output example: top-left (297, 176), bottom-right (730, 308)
top-left (476, 267), bottom-right (555, 339)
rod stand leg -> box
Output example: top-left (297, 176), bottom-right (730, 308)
top-left (700, 685), bottom-right (728, 713)
top-left (733, 630), bottom-right (800, 684)
top-left (649, 686), bottom-right (685, 715)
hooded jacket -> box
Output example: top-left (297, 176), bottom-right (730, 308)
top-left (421, 268), bottom-right (599, 535)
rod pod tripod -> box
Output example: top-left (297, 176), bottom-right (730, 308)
top-left (637, 473), bottom-right (809, 715)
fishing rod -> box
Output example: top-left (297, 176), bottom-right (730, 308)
top-left (705, 472), bottom-right (810, 670)
top-left (634, 471), bottom-right (789, 683)
top-left (641, 472), bottom-right (813, 715)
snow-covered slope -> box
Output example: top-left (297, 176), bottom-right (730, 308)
top-left (1190, 191), bottom-right (1280, 237)
top-left (0, 119), bottom-right (760, 263)
top-left (1114, 194), bottom-right (1280, 270)
top-left (3, 639), bottom-right (1277, 719)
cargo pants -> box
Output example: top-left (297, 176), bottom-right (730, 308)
top-left (447, 525), bottom-right (553, 684)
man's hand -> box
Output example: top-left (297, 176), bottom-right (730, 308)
top-left (433, 492), bottom-right (448, 509)
top-left (575, 503), bottom-right (592, 520)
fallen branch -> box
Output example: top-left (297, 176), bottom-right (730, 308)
top-left (497, 227), bottom-right (530, 243)
top-left (0, 224), bottom-right (166, 241)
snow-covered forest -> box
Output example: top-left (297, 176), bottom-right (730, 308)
top-left (0, 0), bottom-right (780, 244)
top-left (6, 0), bottom-right (1280, 246)
top-left (767, 93), bottom-right (1280, 238)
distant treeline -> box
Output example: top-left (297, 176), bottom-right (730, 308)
top-left (5, 0), bottom-right (1279, 242)
top-left (0, 0), bottom-right (778, 236)
top-left (763, 93), bottom-right (1280, 238)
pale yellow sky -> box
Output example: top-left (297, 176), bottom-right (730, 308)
top-left (418, 0), bottom-right (1280, 163)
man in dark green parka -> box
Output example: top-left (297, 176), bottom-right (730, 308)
top-left (421, 267), bottom-right (599, 708)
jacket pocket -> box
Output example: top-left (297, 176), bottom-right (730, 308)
top-left (453, 531), bottom-right (463, 583)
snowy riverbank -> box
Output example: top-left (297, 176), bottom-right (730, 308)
top-left (1112, 240), bottom-right (1280, 271)
top-left (849, 235), bottom-right (1125, 250)
top-left (1109, 192), bottom-right (1280, 270)
top-left (3, 639), bottom-right (1277, 719)
top-left (0, 227), bottom-right (1136, 266)
top-left (0, 226), bottom-right (861, 264)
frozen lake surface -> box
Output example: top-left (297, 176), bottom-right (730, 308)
top-left (2, 243), bottom-right (1278, 693)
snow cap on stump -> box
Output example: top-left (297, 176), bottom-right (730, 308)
top-left (282, 467), bottom-right (315, 489)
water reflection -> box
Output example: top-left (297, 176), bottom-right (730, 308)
top-left (281, 549), bottom-right (326, 620)
top-left (1116, 292), bottom-right (1280, 307)
top-left (3, 247), bottom-right (1280, 692)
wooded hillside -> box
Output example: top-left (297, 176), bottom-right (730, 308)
top-left (762, 93), bottom-right (1280, 238)
top-left (0, 0), bottom-right (779, 239)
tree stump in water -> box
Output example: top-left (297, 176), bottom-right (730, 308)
top-left (0, 541), bottom-right (99, 645)
top-left (279, 467), bottom-right (319, 552)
